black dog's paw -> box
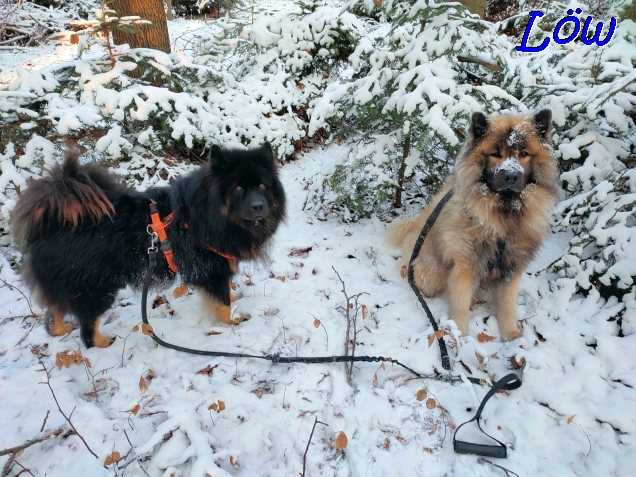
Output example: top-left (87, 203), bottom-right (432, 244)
top-left (45, 310), bottom-right (76, 337)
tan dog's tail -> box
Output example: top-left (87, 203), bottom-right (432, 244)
top-left (387, 216), bottom-right (418, 249)
top-left (11, 150), bottom-right (116, 251)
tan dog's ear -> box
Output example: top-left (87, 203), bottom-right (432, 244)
top-left (533, 109), bottom-right (552, 138)
top-left (471, 112), bottom-right (489, 140)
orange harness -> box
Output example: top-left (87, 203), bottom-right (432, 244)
top-left (149, 202), bottom-right (178, 273)
top-left (149, 202), bottom-right (236, 273)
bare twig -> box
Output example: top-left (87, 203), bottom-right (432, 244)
top-left (478, 458), bottom-right (520, 477)
top-left (37, 358), bottom-right (98, 459)
top-left (1, 452), bottom-right (16, 477)
top-left (457, 55), bottom-right (504, 73)
top-left (299, 417), bottom-right (328, 477)
top-left (0, 428), bottom-right (67, 457)
top-left (39, 411), bottom-right (50, 433)
top-left (14, 321), bottom-right (36, 347)
top-left (12, 460), bottom-right (36, 477)
top-left (332, 266), bottom-right (369, 384)
top-left (0, 278), bottom-right (34, 315)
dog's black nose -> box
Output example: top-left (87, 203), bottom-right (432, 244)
top-left (502, 171), bottom-right (520, 187)
top-left (251, 200), bottom-right (264, 212)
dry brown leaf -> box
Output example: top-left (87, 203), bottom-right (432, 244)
top-left (416, 389), bottom-right (428, 401)
top-left (400, 265), bottom-right (408, 278)
top-left (427, 334), bottom-right (435, 348)
top-left (426, 398), bottom-right (437, 410)
top-left (373, 372), bottom-right (378, 388)
top-left (424, 447), bottom-right (433, 453)
top-left (84, 358), bottom-right (91, 368)
top-left (361, 304), bottom-right (368, 319)
top-left (335, 432), bottom-right (348, 450)
top-left (279, 276), bottom-right (286, 282)
top-left (207, 330), bottom-right (222, 335)
top-left (348, 303), bottom-right (353, 309)
top-left (152, 295), bottom-right (166, 309)
top-left (478, 332), bottom-right (495, 343)
top-left (383, 438), bottom-right (390, 450)
top-left (139, 376), bottom-right (146, 391)
top-left (448, 422), bottom-right (456, 430)
top-left (132, 325), bottom-right (139, 333)
top-left (141, 323), bottom-right (154, 336)
top-left (395, 435), bottom-right (405, 442)
top-left (253, 388), bottom-right (264, 399)
top-left (313, 318), bottom-right (321, 328)
top-left (147, 369), bottom-right (155, 379)
top-left (297, 83), bottom-right (306, 90)
top-left (243, 275), bottom-right (252, 285)
top-left (208, 400), bottom-right (226, 413)
top-left (173, 283), bottom-right (189, 299)
top-left (567, 415), bottom-right (576, 424)
top-left (196, 364), bottom-right (218, 375)
top-left (510, 357), bottom-right (526, 369)
top-left (428, 425), bottom-right (437, 436)
top-left (434, 330), bottom-right (446, 340)
top-left (104, 451), bottom-right (121, 466)
top-left (230, 456), bottom-right (240, 469)
top-left (128, 404), bottom-right (141, 415)
top-left (380, 362), bottom-right (386, 370)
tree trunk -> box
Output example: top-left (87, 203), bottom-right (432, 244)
top-left (457, 0), bottom-right (485, 17)
top-left (393, 133), bottom-right (411, 209)
top-left (166, 0), bottom-right (174, 21)
top-left (112, 0), bottom-right (171, 53)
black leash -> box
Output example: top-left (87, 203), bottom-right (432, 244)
top-left (141, 246), bottom-right (460, 382)
top-left (407, 191), bottom-right (454, 371)
top-left (139, 191), bottom-right (521, 458)
top-left (406, 190), bottom-right (522, 458)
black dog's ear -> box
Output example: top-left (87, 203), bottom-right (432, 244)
top-left (208, 144), bottom-right (225, 168)
top-left (260, 141), bottom-right (275, 163)
top-left (471, 112), bottom-right (489, 140)
top-left (533, 109), bottom-right (552, 138)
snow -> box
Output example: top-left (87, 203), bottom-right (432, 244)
top-left (0, 0), bottom-right (635, 475)
top-left (494, 157), bottom-right (524, 174)
top-left (0, 145), bottom-right (633, 477)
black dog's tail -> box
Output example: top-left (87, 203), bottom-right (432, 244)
top-left (11, 150), bottom-right (116, 250)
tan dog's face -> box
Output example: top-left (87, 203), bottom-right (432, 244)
top-left (469, 110), bottom-right (552, 196)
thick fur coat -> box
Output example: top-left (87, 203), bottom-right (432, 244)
top-left (11, 143), bottom-right (286, 347)
top-left (389, 110), bottom-right (558, 340)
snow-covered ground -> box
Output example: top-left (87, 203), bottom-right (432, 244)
top-left (1, 3), bottom-right (635, 477)
top-left (0, 143), bottom-right (634, 477)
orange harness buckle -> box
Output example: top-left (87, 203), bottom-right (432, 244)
top-left (149, 201), bottom-right (178, 274)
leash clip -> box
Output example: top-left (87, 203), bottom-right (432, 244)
top-left (147, 226), bottom-right (158, 254)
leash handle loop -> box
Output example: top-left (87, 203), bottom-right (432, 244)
top-left (453, 373), bottom-right (522, 458)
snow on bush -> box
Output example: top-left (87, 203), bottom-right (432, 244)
top-left (504, 3), bottom-right (636, 323)
top-left (306, 0), bottom-right (520, 220)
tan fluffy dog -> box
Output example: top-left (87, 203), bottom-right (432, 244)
top-left (389, 110), bottom-right (558, 340)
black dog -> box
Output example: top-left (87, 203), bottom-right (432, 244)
top-left (11, 143), bottom-right (286, 347)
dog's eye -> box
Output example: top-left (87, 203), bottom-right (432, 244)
top-left (520, 151), bottom-right (529, 158)
top-left (259, 184), bottom-right (266, 189)
top-left (492, 152), bottom-right (502, 158)
top-left (235, 186), bottom-right (243, 191)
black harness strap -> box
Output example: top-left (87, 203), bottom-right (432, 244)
top-left (488, 238), bottom-right (506, 270)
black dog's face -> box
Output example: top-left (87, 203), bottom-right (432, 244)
top-left (209, 142), bottom-right (285, 227)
